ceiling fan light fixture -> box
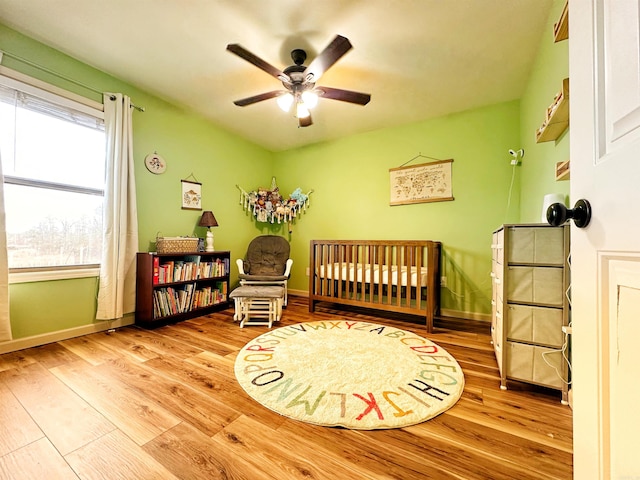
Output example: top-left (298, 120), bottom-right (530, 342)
top-left (276, 93), bottom-right (294, 112)
top-left (227, 35), bottom-right (370, 127)
top-left (296, 101), bottom-right (311, 119)
top-left (301, 90), bottom-right (318, 109)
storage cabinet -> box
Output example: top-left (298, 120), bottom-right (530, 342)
top-left (135, 251), bottom-right (231, 326)
top-left (491, 224), bottom-right (570, 404)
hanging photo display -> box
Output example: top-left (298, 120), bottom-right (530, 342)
top-left (181, 179), bottom-right (202, 210)
top-left (237, 177), bottom-right (312, 226)
top-left (389, 158), bottom-right (454, 206)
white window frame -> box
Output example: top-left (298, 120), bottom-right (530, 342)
top-left (0, 67), bottom-right (105, 284)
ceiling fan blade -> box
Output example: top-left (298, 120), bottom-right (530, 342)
top-left (303, 35), bottom-right (353, 83)
top-left (298, 114), bottom-right (313, 128)
top-left (227, 44), bottom-right (287, 80)
top-left (317, 86), bottom-right (371, 105)
top-left (233, 90), bottom-right (283, 107)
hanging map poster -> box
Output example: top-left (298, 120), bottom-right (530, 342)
top-left (389, 159), bottom-right (454, 205)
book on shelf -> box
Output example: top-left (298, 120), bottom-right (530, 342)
top-left (198, 257), bottom-right (228, 278)
top-left (183, 254), bottom-right (201, 265)
top-left (190, 284), bottom-right (226, 310)
top-left (156, 254), bottom-right (229, 285)
top-left (158, 260), bottom-right (174, 283)
top-left (157, 258), bottom-right (199, 284)
top-left (216, 280), bottom-right (228, 300)
top-left (153, 256), bottom-right (160, 285)
top-left (153, 282), bottom-right (228, 319)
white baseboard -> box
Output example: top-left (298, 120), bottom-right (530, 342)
top-left (0, 314), bottom-right (135, 354)
top-left (289, 290), bottom-right (490, 322)
top-left (288, 289), bottom-right (309, 298)
top-left (439, 308), bottom-right (491, 323)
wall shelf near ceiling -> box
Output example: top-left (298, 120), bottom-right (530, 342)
top-left (536, 78), bottom-right (570, 143)
top-left (555, 160), bottom-right (570, 181)
top-left (554, 1), bottom-right (569, 42)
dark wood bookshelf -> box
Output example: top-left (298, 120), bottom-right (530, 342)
top-left (135, 251), bottom-right (231, 326)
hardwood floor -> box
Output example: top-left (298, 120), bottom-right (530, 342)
top-left (0, 297), bottom-right (573, 479)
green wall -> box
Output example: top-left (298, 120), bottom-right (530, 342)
top-left (518, 0), bottom-right (570, 222)
top-left (1, 0), bottom-right (568, 342)
top-left (274, 101), bottom-right (521, 316)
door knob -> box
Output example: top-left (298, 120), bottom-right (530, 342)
top-left (546, 199), bottom-right (592, 228)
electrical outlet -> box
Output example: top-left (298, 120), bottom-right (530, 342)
top-left (440, 276), bottom-right (447, 287)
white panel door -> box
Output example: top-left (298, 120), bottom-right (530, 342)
top-left (570, 1), bottom-right (640, 478)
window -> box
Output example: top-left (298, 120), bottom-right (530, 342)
top-left (0, 76), bottom-right (105, 272)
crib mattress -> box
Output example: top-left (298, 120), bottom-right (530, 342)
top-left (316, 263), bottom-right (429, 287)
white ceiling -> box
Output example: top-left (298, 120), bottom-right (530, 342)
top-left (0, 0), bottom-right (553, 152)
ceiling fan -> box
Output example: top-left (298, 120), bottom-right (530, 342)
top-left (226, 35), bottom-right (371, 127)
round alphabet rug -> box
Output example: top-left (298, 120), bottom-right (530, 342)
top-left (234, 320), bottom-right (465, 429)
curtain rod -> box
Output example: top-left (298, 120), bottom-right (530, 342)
top-left (0, 50), bottom-right (145, 112)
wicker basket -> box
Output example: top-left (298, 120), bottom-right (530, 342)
top-left (156, 236), bottom-right (200, 254)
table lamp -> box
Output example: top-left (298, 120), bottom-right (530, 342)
top-left (198, 211), bottom-right (218, 252)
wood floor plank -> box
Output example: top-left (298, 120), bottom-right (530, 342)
top-left (184, 350), bottom-right (236, 381)
top-left (407, 412), bottom-right (572, 479)
top-left (446, 397), bottom-right (572, 453)
top-left (144, 421), bottom-right (271, 480)
top-left (65, 429), bottom-right (179, 480)
top-left (143, 353), bottom-right (289, 429)
top-left (0, 381), bottom-right (43, 457)
top-left (153, 321), bottom-right (239, 356)
top-left (357, 425), bottom-right (546, 480)
top-left (0, 350), bottom-right (36, 372)
top-left (117, 326), bottom-right (205, 359)
top-left (50, 360), bottom-right (181, 445)
top-left (58, 335), bottom-right (122, 366)
top-left (19, 343), bottom-right (83, 369)
top-left (94, 356), bottom-right (241, 436)
top-left (88, 330), bottom-right (162, 363)
top-left (0, 438), bottom-right (79, 480)
top-left (0, 362), bottom-right (115, 455)
top-left (173, 319), bottom-right (248, 353)
top-left (274, 417), bottom-right (466, 480)
top-left (212, 415), bottom-right (378, 480)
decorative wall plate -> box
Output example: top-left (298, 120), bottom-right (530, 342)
top-left (144, 153), bottom-right (166, 174)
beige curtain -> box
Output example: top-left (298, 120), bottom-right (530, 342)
top-left (0, 152), bottom-right (10, 341)
top-left (96, 93), bottom-right (139, 320)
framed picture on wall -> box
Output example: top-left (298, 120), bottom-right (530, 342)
top-left (389, 159), bottom-right (454, 205)
top-left (181, 179), bottom-right (202, 210)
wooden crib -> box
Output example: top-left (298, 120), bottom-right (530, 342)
top-left (309, 240), bottom-right (441, 332)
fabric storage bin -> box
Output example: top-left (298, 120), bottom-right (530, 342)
top-left (506, 341), bottom-right (564, 389)
top-left (492, 230), bottom-right (504, 266)
top-left (507, 266), bottom-right (564, 306)
top-left (507, 226), bottom-right (565, 265)
top-left (492, 308), bottom-right (504, 371)
top-left (507, 304), bottom-right (564, 347)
